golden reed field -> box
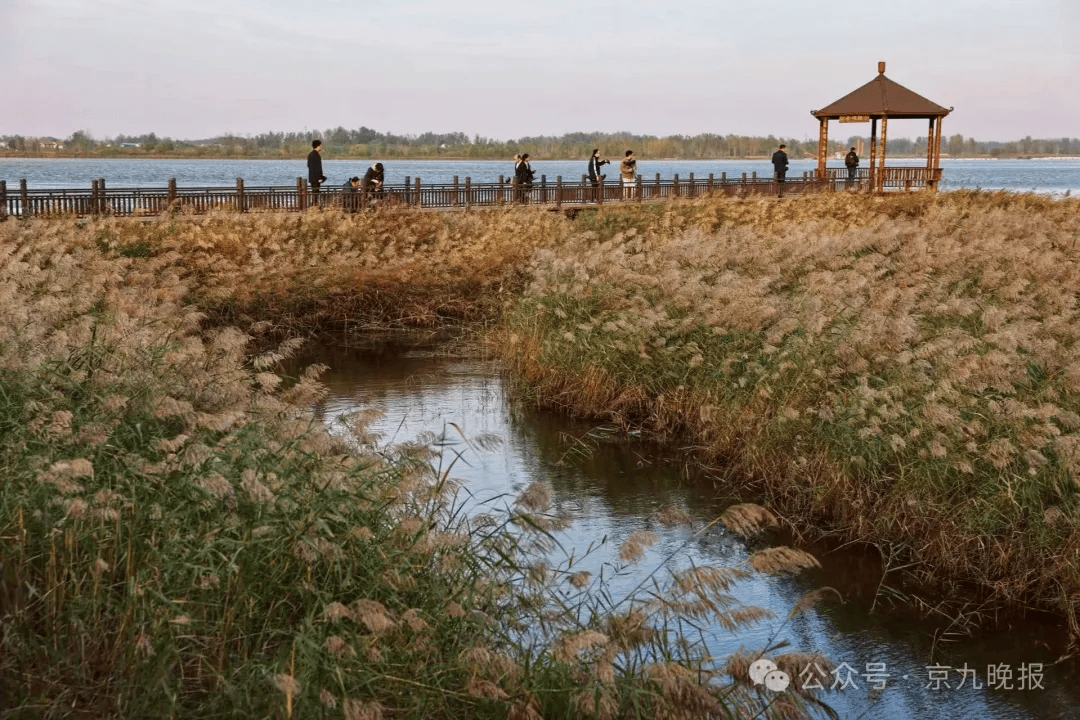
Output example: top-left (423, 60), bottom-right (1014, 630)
top-left (1, 190), bottom-right (1078, 717)
top-left (502, 192), bottom-right (1080, 620)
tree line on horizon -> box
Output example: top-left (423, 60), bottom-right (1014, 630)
top-left (3, 128), bottom-right (1079, 159)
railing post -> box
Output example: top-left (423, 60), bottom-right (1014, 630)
top-left (453, 175), bottom-right (459, 207)
top-left (20, 179), bottom-right (30, 218)
top-left (541, 174), bottom-right (546, 204)
top-left (708, 173), bottom-right (714, 193)
top-left (297, 177), bottom-right (306, 211)
top-left (98, 178), bottom-right (107, 214)
top-left (673, 174), bottom-right (680, 198)
top-left (90, 180), bottom-right (99, 218)
top-left (465, 177), bottom-right (471, 211)
top-left (168, 178), bottom-right (177, 212)
top-left (597, 175), bottom-right (604, 206)
top-left (237, 178), bottom-right (246, 212)
top-left (415, 177), bottom-right (422, 208)
top-left (404, 176), bottom-right (411, 205)
top-left (689, 173), bottom-right (695, 198)
top-left (721, 171), bottom-right (727, 183)
top-left (636, 175), bottom-right (642, 202)
top-left (556, 176), bottom-right (562, 210)
top-left (499, 175), bottom-right (505, 206)
top-left (0, 180), bottom-right (6, 221)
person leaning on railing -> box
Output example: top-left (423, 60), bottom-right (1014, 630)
top-left (341, 176), bottom-right (361, 212)
top-left (362, 163), bottom-right (384, 203)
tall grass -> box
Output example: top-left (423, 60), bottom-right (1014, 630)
top-left (0, 211), bottom-right (833, 718)
top-left (88, 206), bottom-right (572, 332)
top-left (8, 190), bottom-right (1076, 714)
top-left (500, 190), bottom-right (1080, 630)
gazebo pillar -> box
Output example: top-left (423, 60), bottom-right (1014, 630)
top-left (816, 117), bottom-right (829, 179)
top-left (926, 118), bottom-right (935, 168)
top-left (932, 116), bottom-right (945, 190)
top-left (877, 115), bottom-right (888, 193)
top-left (868, 117), bottom-right (877, 194)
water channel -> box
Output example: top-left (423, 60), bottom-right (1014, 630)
top-left (290, 334), bottom-right (1080, 720)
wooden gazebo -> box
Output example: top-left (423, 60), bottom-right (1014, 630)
top-left (811, 62), bottom-right (952, 192)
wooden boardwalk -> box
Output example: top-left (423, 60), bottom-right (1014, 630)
top-left (0, 167), bottom-right (937, 219)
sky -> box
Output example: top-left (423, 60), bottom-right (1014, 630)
top-left (2, 0), bottom-right (1077, 143)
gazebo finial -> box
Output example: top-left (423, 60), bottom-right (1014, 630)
top-left (878, 61), bottom-right (886, 74)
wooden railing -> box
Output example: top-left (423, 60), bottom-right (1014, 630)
top-left (0, 169), bottom-right (935, 219)
top-left (821, 166), bottom-right (940, 192)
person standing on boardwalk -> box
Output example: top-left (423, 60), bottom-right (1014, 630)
top-left (620, 150), bottom-right (637, 199)
top-left (516, 153), bottom-right (534, 204)
top-left (845, 147), bottom-right (860, 187)
top-left (362, 163), bottom-right (384, 203)
top-left (307, 140), bottom-right (327, 202)
top-left (588, 149), bottom-right (610, 202)
top-left (771, 144), bottom-right (789, 184)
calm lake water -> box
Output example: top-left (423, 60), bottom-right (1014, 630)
top-left (2, 157), bottom-right (1078, 196)
top-left (289, 335), bottom-right (1080, 720)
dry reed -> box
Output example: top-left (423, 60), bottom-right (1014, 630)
top-left (0, 207), bottom-right (832, 719)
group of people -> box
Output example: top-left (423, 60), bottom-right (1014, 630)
top-left (770, 143), bottom-right (861, 185)
top-left (306, 139), bottom-right (384, 208)
top-left (512, 153), bottom-right (535, 202)
top-left (587, 149), bottom-right (638, 199)
top-left (517, 148), bottom-right (639, 203)
top-left (305, 137), bottom-right (863, 206)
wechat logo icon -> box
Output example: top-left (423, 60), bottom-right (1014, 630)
top-left (750, 658), bottom-right (791, 693)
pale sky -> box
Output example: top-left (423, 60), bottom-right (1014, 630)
top-left (2, 0), bottom-right (1077, 142)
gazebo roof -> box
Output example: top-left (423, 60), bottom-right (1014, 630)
top-left (813, 68), bottom-right (950, 119)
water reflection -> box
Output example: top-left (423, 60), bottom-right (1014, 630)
top-left (288, 339), bottom-right (1079, 720)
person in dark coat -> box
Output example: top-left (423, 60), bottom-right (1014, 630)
top-left (587, 149), bottom-right (609, 184)
top-left (845, 147), bottom-right (860, 186)
top-left (362, 163), bottom-right (384, 202)
top-left (342, 176), bottom-right (360, 212)
top-left (771, 144), bottom-right (789, 184)
top-left (587, 148), bottom-right (609, 202)
top-left (515, 153), bottom-right (534, 203)
top-left (307, 140), bottom-right (327, 201)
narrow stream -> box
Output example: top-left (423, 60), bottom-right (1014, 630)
top-left (292, 336), bottom-right (1079, 720)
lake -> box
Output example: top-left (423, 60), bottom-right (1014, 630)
top-left (2, 157), bottom-right (1078, 196)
